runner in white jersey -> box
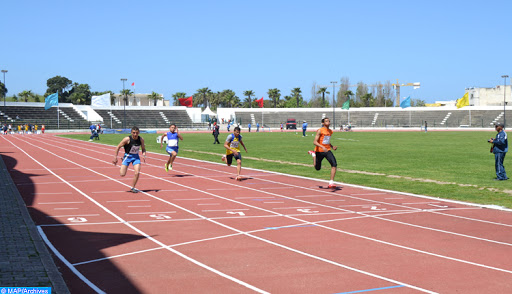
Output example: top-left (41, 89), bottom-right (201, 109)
top-left (160, 124), bottom-right (183, 172)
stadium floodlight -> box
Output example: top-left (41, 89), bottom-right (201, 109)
top-left (121, 78), bottom-right (127, 129)
top-left (1, 70), bottom-right (7, 123)
top-left (503, 75), bottom-right (509, 129)
top-left (330, 81), bottom-right (337, 127)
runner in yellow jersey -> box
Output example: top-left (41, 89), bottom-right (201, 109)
top-left (222, 126), bottom-right (247, 181)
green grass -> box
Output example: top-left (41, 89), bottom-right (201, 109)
top-left (61, 130), bottom-right (512, 208)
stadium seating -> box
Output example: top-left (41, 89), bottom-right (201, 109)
top-left (0, 105), bottom-right (89, 130)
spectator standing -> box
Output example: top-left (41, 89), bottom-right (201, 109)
top-left (41, 124), bottom-right (45, 134)
top-left (212, 122), bottom-right (220, 144)
top-left (302, 120), bottom-right (308, 137)
top-left (424, 121), bottom-right (428, 133)
top-left (489, 123), bottom-right (508, 181)
top-left (256, 123), bottom-right (260, 132)
top-left (248, 123), bottom-right (251, 132)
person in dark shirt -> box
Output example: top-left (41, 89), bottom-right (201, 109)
top-left (112, 126), bottom-right (147, 192)
top-left (489, 123), bottom-right (508, 180)
top-left (212, 122), bottom-right (220, 144)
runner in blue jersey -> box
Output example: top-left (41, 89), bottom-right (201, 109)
top-left (112, 126), bottom-right (147, 193)
top-left (160, 124), bottom-right (183, 172)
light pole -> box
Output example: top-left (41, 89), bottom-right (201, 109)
top-left (1, 70), bottom-right (7, 123)
top-left (121, 78), bottom-right (127, 129)
top-left (503, 75), bottom-right (509, 129)
top-left (330, 81), bottom-right (337, 128)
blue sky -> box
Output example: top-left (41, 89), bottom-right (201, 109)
top-left (1, 0), bottom-right (511, 105)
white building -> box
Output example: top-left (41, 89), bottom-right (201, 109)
top-left (466, 85), bottom-right (511, 106)
top-left (112, 93), bottom-right (168, 106)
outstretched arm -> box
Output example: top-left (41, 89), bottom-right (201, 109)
top-left (113, 137), bottom-right (129, 165)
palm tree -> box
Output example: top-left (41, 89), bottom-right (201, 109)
top-left (197, 87), bottom-right (212, 107)
top-left (0, 82), bottom-right (7, 100)
top-left (19, 90), bottom-right (33, 102)
top-left (316, 87), bottom-right (330, 108)
top-left (291, 88), bottom-right (302, 108)
top-left (267, 88), bottom-right (281, 108)
top-left (221, 89), bottom-right (239, 108)
top-left (344, 90), bottom-right (354, 107)
top-left (172, 92), bottom-right (187, 106)
top-left (120, 89), bottom-right (133, 106)
top-left (147, 91), bottom-right (162, 106)
top-left (243, 90), bottom-right (255, 108)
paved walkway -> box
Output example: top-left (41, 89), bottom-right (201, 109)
top-left (0, 154), bottom-right (69, 293)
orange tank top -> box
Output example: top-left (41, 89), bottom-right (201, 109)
top-left (314, 127), bottom-right (333, 152)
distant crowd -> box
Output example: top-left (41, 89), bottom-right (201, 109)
top-left (2, 123), bottom-right (45, 135)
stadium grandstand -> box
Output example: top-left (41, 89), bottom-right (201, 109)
top-left (0, 102), bottom-right (508, 131)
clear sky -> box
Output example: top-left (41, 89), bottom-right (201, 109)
top-left (1, 0), bottom-right (511, 105)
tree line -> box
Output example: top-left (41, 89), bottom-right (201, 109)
top-left (0, 76), bottom-right (425, 108)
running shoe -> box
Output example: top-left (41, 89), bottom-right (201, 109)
top-left (236, 176), bottom-right (242, 181)
top-left (88, 139), bottom-right (93, 142)
top-left (307, 150), bottom-right (315, 156)
top-left (164, 164), bottom-right (169, 172)
top-left (327, 184), bottom-right (336, 189)
top-left (130, 187), bottom-right (140, 193)
top-left (169, 164), bottom-right (173, 171)
top-left (221, 155), bottom-right (226, 162)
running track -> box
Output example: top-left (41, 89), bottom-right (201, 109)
top-left (2, 134), bottom-right (512, 293)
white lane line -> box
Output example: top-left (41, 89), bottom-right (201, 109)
top-left (201, 209), bottom-right (250, 212)
top-left (30, 136), bottom-right (512, 284)
top-left (295, 195), bottom-right (333, 198)
top-left (326, 199), bottom-right (346, 202)
top-left (126, 211), bottom-right (176, 215)
top-left (6, 137), bottom-right (268, 294)
top-left (38, 227), bottom-right (105, 294)
top-left (272, 206), bottom-right (317, 210)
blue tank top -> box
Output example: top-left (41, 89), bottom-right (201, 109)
top-left (166, 132), bottom-right (179, 147)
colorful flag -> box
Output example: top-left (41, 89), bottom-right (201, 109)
top-left (256, 97), bottom-right (264, 108)
top-left (400, 96), bottom-right (411, 108)
top-left (456, 92), bottom-right (469, 109)
top-left (179, 96), bottom-right (193, 107)
top-left (44, 92), bottom-right (58, 110)
top-left (342, 100), bottom-right (350, 110)
top-left (131, 82), bottom-right (135, 86)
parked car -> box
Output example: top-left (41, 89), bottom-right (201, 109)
top-left (286, 118), bottom-right (297, 129)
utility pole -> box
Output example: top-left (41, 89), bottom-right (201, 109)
top-left (330, 81), bottom-right (337, 127)
top-left (121, 78), bottom-right (127, 129)
top-left (503, 75), bottom-right (509, 129)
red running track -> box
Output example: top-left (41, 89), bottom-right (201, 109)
top-left (2, 134), bottom-right (512, 293)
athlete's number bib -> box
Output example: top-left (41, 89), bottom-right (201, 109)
top-left (230, 141), bottom-right (239, 148)
top-left (322, 136), bottom-right (331, 145)
top-left (167, 139), bottom-right (178, 147)
top-left (129, 145), bottom-right (140, 154)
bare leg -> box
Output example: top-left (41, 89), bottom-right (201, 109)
top-left (170, 151), bottom-right (177, 165)
top-left (132, 164), bottom-right (141, 188)
top-left (236, 159), bottom-right (242, 176)
top-left (330, 166), bottom-right (336, 181)
top-left (120, 165), bottom-right (128, 177)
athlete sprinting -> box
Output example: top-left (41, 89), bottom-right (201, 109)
top-left (113, 126), bottom-right (146, 193)
top-left (222, 126), bottom-right (247, 181)
top-left (160, 124), bottom-right (183, 172)
top-left (308, 117), bottom-right (338, 188)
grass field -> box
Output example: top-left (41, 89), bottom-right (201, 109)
top-left (61, 130), bottom-right (512, 209)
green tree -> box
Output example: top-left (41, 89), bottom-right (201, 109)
top-left (0, 82), bottom-right (7, 99)
top-left (243, 90), bottom-right (255, 108)
top-left (120, 89), bottom-right (133, 106)
top-left (33, 94), bottom-right (42, 103)
top-left (220, 89), bottom-right (239, 108)
top-left (317, 87), bottom-right (330, 108)
top-left (46, 76), bottom-right (72, 102)
top-left (197, 87), bottom-right (212, 107)
top-left (361, 93), bottom-right (374, 107)
top-left (69, 83), bottom-right (92, 105)
top-left (411, 99), bottom-right (426, 107)
top-left (147, 91), bottom-right (162, 106)
top-left (291, 87), bottom-right (303, 108)
top-left (18, 90), bottom-right (33, 102)
top-left (172, 92), bottom-right (187, 106)
top-left (267, 88), bottom-right (281, 108)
